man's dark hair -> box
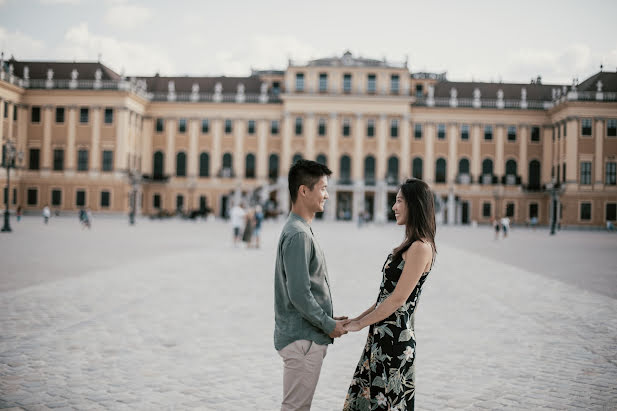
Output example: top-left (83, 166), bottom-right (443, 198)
top-left (288, 159), bottom-right (332, 204)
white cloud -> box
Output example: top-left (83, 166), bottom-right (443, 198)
top-left (57, 23), bottom-right (174, 75)
top-left (0, 26), bottom-right (46, 59)
top-left (104, 3), bottom-right (152, 30)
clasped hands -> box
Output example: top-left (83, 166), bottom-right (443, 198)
top-left (329, 316), bottom-right (364, 338)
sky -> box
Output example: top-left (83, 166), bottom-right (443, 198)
top-left (1, 0), bottom-right (616, 84)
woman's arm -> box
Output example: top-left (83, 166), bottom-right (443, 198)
top-left (345, 242), bottom-right (432, 332)
top-left (350, 303), bottom-right (377, 322)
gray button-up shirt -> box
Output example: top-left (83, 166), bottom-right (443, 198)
top-left (274, 212), bottom-right (336, 351)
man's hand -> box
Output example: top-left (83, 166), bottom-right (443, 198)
top-left (329, 319), bottom-right (351, 338)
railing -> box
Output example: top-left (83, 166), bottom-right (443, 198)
top-left (150, 92), bottom-right (282, 103)
top-left (26, 78), bottom-right (149, 98)
top-left (415, 95), bottom-right (550, 110)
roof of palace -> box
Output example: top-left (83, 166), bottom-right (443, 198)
top-left (576, 71), bottom-right (617, 92)
top-left (432, 81), bottom-right (560, 100)
top-left (8, 59), bottom-right (122, 80)
top-left (303, 51), bottom-right (407, 69)
top-left (138, 75), bottom-right (264, 93)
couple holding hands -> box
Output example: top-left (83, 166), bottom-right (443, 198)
top-left (274, 160), bottom-right (437, 411)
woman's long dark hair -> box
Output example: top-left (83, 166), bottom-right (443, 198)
top-left (392, 178), bottom-right (437, 262)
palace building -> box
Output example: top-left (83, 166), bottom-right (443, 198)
top-left (1, 51), bottom-right (616, 227)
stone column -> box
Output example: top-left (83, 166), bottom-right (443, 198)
top-left (281, 112), bottom-right (292, 174)
top-left (352, 113), bottom-right (364, 181)
top-left (328, 112), bottom-right (339, 179)
top-left (565, 119), bottom-right (578, 184)
top-left (447, 189), bottom-right (456, 225)
top-left (188, 118), bottom-right (199, 178)
top-left (375, 181), bottom-right (387, 224)
top-left (66, 106), bottom-right (77, 173)
top-left (400, 114), bottom-right (411, 179)
top-left (6, 102), bottom-right (14, 141)
top-left (519, 126), bottom-right (528, 184)
top-left (0, 98), bottom-right (4, 143)
top-left (471, 123), bottom-right (481, 182)
top-left (257, 119), bottom-right (268, 181)
top-left (447, 123), bottom-right (458, 183)
top-left (305, 113), bottom-right (316, 160)
top-left (542, 126), bottom-right (553, 184)
top-left (90, 107), bottom-right (101, 173)
top-left (212, 118), bottom-right (222, 177)
top-left (424, 122), bottom-right (435, 184)
top-left (495, 124), bottom-right (505, 178)
top-left (234, 119), bottom-right (245, 179)
top-left (165, 118), bottom-right (176, 176)
top-left (594, 118), bottom-right (604, 188)
top-left (376, 114), bottom-right (387, 181)
top-left (141, 117), bottom-right (153, 175)
top-left (352, 182), bottom-right (363, 222)
top-left (115, 108), bottom-right (128, 173)
top-left (326, 184), bottom-right (336, 221)
top-left (41, 105), bottom-right (52, 172)
top-left (16, 105), bottom-right (27, 158)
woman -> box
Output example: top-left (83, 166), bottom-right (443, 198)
top-left (343, 178), bottom-right (436, 410)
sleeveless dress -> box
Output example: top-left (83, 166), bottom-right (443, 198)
top-left (344, 245), bottom-right (435, 411)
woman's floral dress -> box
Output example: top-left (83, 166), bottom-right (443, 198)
top-left (344, 248), bottom-right (434, 411)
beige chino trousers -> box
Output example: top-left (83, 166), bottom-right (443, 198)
top-left (278, 339), bottom-right (328, 411)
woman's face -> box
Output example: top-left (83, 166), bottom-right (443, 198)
top-left (392, 189), bottom-right (408, 226)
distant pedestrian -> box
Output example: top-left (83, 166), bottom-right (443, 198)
top-left (493, 218), bottom-right (501, 239)
top-left (16, 205), bottom-right (22, 222)
top-left (500, 217), bottom-right (510, 238)
top-left (42, 204), bottom-right (51, 224)
top-left (253, 205), bottom-right (264, 248)
top-left (86, 208), bottom-right (92, 229)
top-left (607, 220), bottom-right (615, 232)
top-left (79, 208), bottom-right (91, 229)
top-left (229, 203), bottom-right (246, 247)
top-left (530, 216), bottom-right (538, 231)
top-left (242, 208), bottom-right (255, 248)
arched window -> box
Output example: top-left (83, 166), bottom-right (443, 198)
top-left (199, 152), bottom-right (209, 177)
top-left (316, 154), bottom-right (327, 166)
top-left (364, 155), bottom-right (376, 185)
top-left (505, 159), bottom-right (517, 176)
top-left (435, 158), bottom-right (447, 183)
top-left (412, 157), bottom-right (423, 180)
top-left (529, 159), bottom-right (541, 188)
top-left (222, 153), bottom-right (233, 177)
top-left (269, 154), bottom-right (279, 180)
top-left (292, 153), bottom-right (303, 165)
top-left (153, 151), bottom-right (164, 178)
top-left (176, 152), bottom-right (186, 177)
top-left (387, 155), bottom-right (399, 185)
top-left (458, 158), bottom-right (470, 174)
top-left (340, 155), bottom-right (351, 184)
top-left (482, 158), bottom-right (494, 175)
top-left (245, 153), bottom-right (256, 178)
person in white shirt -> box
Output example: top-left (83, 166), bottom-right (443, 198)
top-left (500, 216), bottom-right (511, 238)
top-left (229, 203), bottom-right (246, 246)
top-left (42, 205), bottom-right (51, 224)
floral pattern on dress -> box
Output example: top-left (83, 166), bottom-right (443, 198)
top-left (344, 250), bottom-right (433, 411)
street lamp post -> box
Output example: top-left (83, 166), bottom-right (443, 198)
top-left (1, 139), bottom-right (24, 233)
top-left (128, 169), bottom-right (140, 225)
top-left (546, 179), bottom-right (561, 235)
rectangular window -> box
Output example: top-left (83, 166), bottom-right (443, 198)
top-left (484, 125), bottom-right (493, 141)
top-left (225, 119), bottom-right (232, 134)
top-left (51, 189), bottom-right (62, 206)
top-left (272, 81), bottom-right (280, 95)
top-left (153, 194), bottom-right (161, 209)
top-left (342, 119), bottom-right (350, 137)
top-left (563, 123), bottom-right (567, 137)
top-left (367, 119), bottom-right (375, 137)
top-left (606, 162), bottom-right (616, 185)
top-left (201, 119), bottom-right (209, 133)
top-left (29, 148), bottom-right (40, 170)
top-left (3, 101), bottom-right (7, 118)
top-left (529, 203), bottom-right (538, 219)
top-left (437, 124), bottom-right (446, 140)
top-left (390, 119), bottom-right (399, 138)
top-left (79, 107), bottom-right (89, 124)
top-left (482, 202), bottom-right (492, 217)
top-left (156, 118), bottom-right (164, 132)
top-left (27, 188), bottom-right (38, 206)
top-left (102, 150), bottom-right (113, 172)
top-left (53, 149), bottom-right (64, 171)
top-left (415, 84), bottom-right (423, 98)
top-left (178, 118), bottom-right (187, 133)
top-left (247, 120), bottom-right (255, 135)
top-left (176, 194), bottom-right (184, 210)
top-left (318, 118), bottom-right (326, 136)
top-left (104, 108), bottom-right (113, 124)
top-left (295, 117), bottom-right (303, 136)
top-left (531, 126), bottom-right (540, 142)
top-left (390, 74), bottom-right (399, 94)
top-left (343, 74), bottom-right (352, 93)
top-left (461, 124), bottom-right (469, 140)
top-left (607, 119), bottom-right (617, 137)
top-left (271, 120), bottom-right (279, 135)
top-left (76, 190), bottom-right (86, 207)
top-left (414, 124), bottom-right (423, 139)
top-left (55, 107), bottom-right (65, 123)
top-left (507, 126), bottom-right (516, 141)
top-left (506, 202), bottom-right (515, 217)
top-left (581, 118), bottom-right (592, 136)
top-left (367, 74), bottom-right (376, 93)
top-left (607, 203), bottom-right (617, 221)
top-left (580, 202), bottom-right (592, 221)
top-left (319, 73), bottom-right (328, 92)
top-left (295, 73), bottom-right (304, 92)
top-left (31, 106), bottom-right (41, 123)
top-left (580, 161), bottom-right (592, 185)
top-left (77, 149), bottom-right (89, 171)
top-left (100, 191), bottom-right (110, 208)
top-left (14, 107), bottom-right (17, 121)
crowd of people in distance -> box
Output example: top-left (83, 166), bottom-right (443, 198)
top-left (229, 203), bottom-right (264, 249)
top-left (492, 216), bottom-right (511, 239)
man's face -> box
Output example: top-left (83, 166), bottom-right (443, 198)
top-left (302, 176), bottom-right (329, 213)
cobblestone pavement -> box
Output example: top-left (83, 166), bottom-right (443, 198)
top-left (1, 217), bottom-right (616, 410)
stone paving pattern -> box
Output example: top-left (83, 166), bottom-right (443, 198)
top-left (1, 217), bottom-right (616, 410)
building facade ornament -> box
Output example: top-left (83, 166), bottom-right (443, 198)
top-left (69, 69), bottom-right (78, 89)
top-left (94, 69), bottom-right (102, 89)
top-left (235, 83), bottom-right (246, 103)
top-left (167, 81), bottom-right (176, 101)
top-left (23, 66), bottom-right (29, 87)
top-left (520, 87), bottom-right (528, 109)
top-left (596, 80), bottom-right (604, 101)
top-left (427, 85), bottom-right (435, 107)
top-left (496, 89), bottom-right (504, 109)
top-left (213, 82), bottom-right (222, 103)
top-left (190, 83), bottom-right (200, 102)
top-left (46, 69), bottom-right (54, 89)
top-left (449, 87), bottom-right (458, 107)
top-left (472, 88), bottom-right (481, 108)
top-left (259, 83), bottom-right (268, 103)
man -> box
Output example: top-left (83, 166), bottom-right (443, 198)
top-left (229, 202), bottom-right (246, 247)
top-left (274, 159), bottom-right (349, 410)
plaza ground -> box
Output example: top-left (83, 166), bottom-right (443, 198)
top-left (1, 216), bottom-right (616, 410)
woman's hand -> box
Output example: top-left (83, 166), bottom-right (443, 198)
top-left (344, 320), bottom-right (364, 332)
